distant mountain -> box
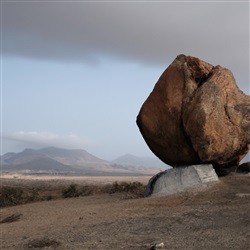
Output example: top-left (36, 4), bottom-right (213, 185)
top-left (112, 154), bottom-right (170, 170)
top-left (1, 147), bottom-right (162, 175)
top-left (2, 147), bottom-right (107, 166)
top-left (1, 152), bottom-right (16, 162)
top-left (3, 157), bottom-right (75, 172)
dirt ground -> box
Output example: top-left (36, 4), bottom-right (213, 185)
top-left (0, 174), bottom-right (249, 250)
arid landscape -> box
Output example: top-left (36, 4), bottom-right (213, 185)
top-left (0, 173), bottom-right (249, 250)
top-left (2, 2), bottom-right (249, 250)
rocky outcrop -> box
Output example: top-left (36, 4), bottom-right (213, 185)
top-left (137, 55), bottom-right (250, 176)
top-left (145, 164), bottom-right (219, 197)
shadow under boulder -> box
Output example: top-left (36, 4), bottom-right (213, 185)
top-left (237, 162), bottom-right (250, 173)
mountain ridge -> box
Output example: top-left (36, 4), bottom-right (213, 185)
top-left (112, 153), bottom-right (169, 169)
top-left (1, 147), bottom-right (165, 175)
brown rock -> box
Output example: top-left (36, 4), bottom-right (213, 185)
top-left (137, 54), bottom-right (250, 176)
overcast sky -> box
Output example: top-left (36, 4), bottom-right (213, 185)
top-left (1, 1), bottom-right (249, 162)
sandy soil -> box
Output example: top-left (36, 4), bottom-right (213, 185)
top-left (0, 174), bottom-right (249, 250)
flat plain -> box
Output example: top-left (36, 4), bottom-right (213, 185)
top-left (0, 174), bottom-right (249, 250)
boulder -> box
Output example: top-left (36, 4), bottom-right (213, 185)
top-left (145, 164), bottom-right (219, 197)
top-left (137, 55), bottom-right (250, 176)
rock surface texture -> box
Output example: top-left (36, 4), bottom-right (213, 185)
top-left (144, 164), bottom-right (219, 197)
top-left (137, 55), bottom-right (250, 176)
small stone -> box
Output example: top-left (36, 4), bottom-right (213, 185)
top-left (151, 242), bottom-right (164, 249)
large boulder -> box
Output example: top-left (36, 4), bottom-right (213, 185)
top-left (137, 55), bottom-right (250, 176)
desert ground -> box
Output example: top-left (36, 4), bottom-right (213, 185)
top-left (0, 173), bottom-right (249, 250)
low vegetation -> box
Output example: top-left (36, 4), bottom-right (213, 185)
top-left (0, 186), bottom-right (50, 207)
top-left (62, 184), bottom-right (93, 198)
top-left (0, 186), bottom-right (29, 206)
top-left (0, 213), bottom-right (22, 224)
top-left (0, 181), bottom-right (146, 207)
top-left (110, 181), bottom-right (145, 197)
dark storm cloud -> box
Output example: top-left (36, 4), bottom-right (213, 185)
top-left (2, 1), bottom-right (249, 87)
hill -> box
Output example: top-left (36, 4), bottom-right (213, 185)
top-left (112, 153), bottom-right (170, 170)
top-left (1, 147), bottom-right (162, 176)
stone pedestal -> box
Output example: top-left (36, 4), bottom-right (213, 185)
top-left (145, 164), bottom-right (219, 197)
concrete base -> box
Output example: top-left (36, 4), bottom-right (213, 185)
top-left (145, 164), bottom-right (219, 197)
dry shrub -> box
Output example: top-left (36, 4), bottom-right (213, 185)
top-left (0, 186), bottom-right (26, 206)
top-left (0, 181), bottom-right (146, 206)
top-left (109, 181), bottom-right (145, 198)
top-left (0, 186), bottom-right (42, 207)
top-left (62, 184), bottom-right (80, 198)
top-left (62, 184), bottom-right (93, 198)
top-left (62, 182), bottom-right (146, 199)
top-left (0, 213), bottom-right (22, 223)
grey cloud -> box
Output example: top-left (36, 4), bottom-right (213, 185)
top-left (2, 1), bottom-right (249, 89)
top-left (2, 131), bottom-right (95, 154)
